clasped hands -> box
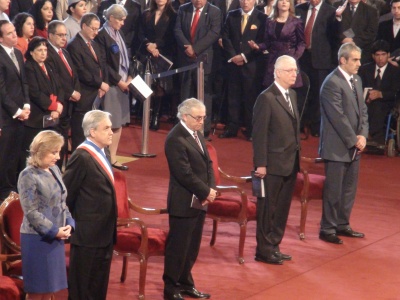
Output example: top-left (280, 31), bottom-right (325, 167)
top-left (202, 188), bottom-right (218, 206)
top-left (56, 225), bottom-right (72, 240)
top-left (355, 135), bottom-right (367, 153)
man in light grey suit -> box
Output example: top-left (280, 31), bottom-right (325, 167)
top-left (319, 43), bottom-right (368, 244)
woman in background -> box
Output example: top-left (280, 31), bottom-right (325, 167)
top-left (23, 37), bottom-right (64, 168)
top-left (249, 0), bottom-right (305, 88)
top-left (13, 12), bottom-right (35, 57)
top-left (63, 0), bottom-right (87, 41)
top-left (18, 130), bottom-right (74, 300)
top-left (139, 0), bottom-right (177, 130)
top-left (29, 0), bottom-right (54, 38)
top-left (95, 4), bottom-right (133, 171)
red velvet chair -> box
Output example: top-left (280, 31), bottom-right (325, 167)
top-left (293, 157), bottom-right (325, 240)
top-left (0, 192), bottom-right (23, 278)
top-left (0, 254), bottom-right (23, 300)
top-left (113, 171), bottom-right (168, 300)
top-left (205, 143), bottom-right (256, 264)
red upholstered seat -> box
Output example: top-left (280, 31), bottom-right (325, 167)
top-left (113, 171), bottom-right (168, 300)
top-left (293, 157), bottom-right (326, 240)
top-left (0, 276), bottom-right (20, 300)
top-left (206, 143), bottom-right (256, 264)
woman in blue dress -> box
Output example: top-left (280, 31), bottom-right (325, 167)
top-left (18, 130), bottom-right (75, 300)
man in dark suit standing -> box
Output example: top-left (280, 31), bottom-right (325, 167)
top-left (319, 43), bottom-right (368, 244)
top-left (334, 0), bottom-right (379, 64)
top-left (97, 0), bottom-right (142, 54)
top-left (163, 98), bottom-right (217, 300)
top-left (296, 0), bottom-right (339, 137)
top-left (47, 20), bottom-right (81, 168)
top-left (174, 0), bottom-right (221, 137)
top-left (64, 110), bottom-right (117, 300)
top-left (67, 13), bottom-right (109, 151)
top-left (252, 55), bottom-right (300, 265)
top-left (358, 40), bottom-right (400, 146)
top-left (9, 0), bottom-right (34, 20)
top-left (377, 0), bottom-right (400, 54)
top-left (0, 20), bottom-right (30, 201)
top-left (218, 0), bottom-right (266, 140)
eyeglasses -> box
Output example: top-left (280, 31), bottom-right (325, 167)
top-left (54, 33), bottom-right (67, 38)
top-left (187, 114), bottom-right (207, 122)
top-left (279, 68), bottom-right (300, 75)
top-left (88, 26), bottom-right (100, 33)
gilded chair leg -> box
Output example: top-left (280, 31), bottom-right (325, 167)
top-left (138, 257), bottom-right (148, 300)
top-left (299, 198), bottom-right (309, 240)
top-left (210, 219), bottom-right (218, 246)
top-left (120, 256), bottom-right (128, 282)
top-left (238, 222), bottom-right (247, 264)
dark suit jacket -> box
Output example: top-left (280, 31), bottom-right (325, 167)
top-left (95, 28), bottom-right (134, 87)
top-left (295, 2), bottom-right (339, 69)
top-left (139, 10), bottom-right (177, 60)
top-left (377, 19), bottom-right (400, 53)
top-left (358, 62), bottom-right (400, 103)
top-left (98, 0), bottom-right (142, 52)
top-left (222, 8), bottom-right (266, 74)
top-left (67, 34), bottom-right (108, 112)
top-left (0, 47), bottom-right (30, 127)
top-left (319, 68), bottom-right (369, 162)
top-left (9, 0), bottom-right (34, 20)
top-left (259, 16), bottom-right (305, 87)
top-left (165, 122), bottom-right (216, 218)
top-left (252, 83), bottom-right (300, 176)
top-left (174, 2), bottom-right (221, 74)
top-left (64, 148), bottom-right (117, 247)
top-left (46, 45), bottom-right (80, 118)
top-left (24, 59), bottom-right (64, 128)
top-left (334, 1), bottom-right (378, 60)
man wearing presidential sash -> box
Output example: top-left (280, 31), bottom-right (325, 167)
top-left (63, 110), bottom-right (117, 300)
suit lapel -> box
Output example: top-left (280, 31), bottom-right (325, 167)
top-left (336, 69), bottom-right (360, 116)
top-left (0, 47), bottom-right (21, 77)
top-left (273, 84), bottom-right (295, 118)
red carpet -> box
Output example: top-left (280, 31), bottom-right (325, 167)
top-left (30, 122), bottom-right (400, 299)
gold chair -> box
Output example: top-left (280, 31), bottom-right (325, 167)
top-left (113, 171), bottom-right (168, 300)
top-left (205, 143), bottom-right (256, 264)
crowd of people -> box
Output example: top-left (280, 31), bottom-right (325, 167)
top-left (0, 0), bottom-right (400, 298)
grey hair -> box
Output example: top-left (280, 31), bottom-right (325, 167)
top-left (82, 110), bottom-right (112, 137)
top-left (273, 55), bottom-right (296, 79)
top-left (103, 4), bottom-right (128, 21)
top-left (338, 42), bottom-right (361, 63)
top-left (177, 98), bottom-right (206, 120)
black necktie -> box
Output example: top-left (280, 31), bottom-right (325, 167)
top-left (374, 68), bottom-right (381, 89)
top-left (350, 78), bottom-right (358, 100)
top-left (350, 5), bottom-right (355, 16)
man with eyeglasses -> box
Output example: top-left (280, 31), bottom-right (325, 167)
top-left (46, 20), bottom-right (81, 169)
top-left (163, 98), bottom-right (217, 300)
top-left (252, 55), bottom-right (300, 265)
top-left (67, 13), bottom-right (109, 152)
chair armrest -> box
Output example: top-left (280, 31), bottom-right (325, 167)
top-left (116, 217), bottom-right (150, 256)
top-left (0, 253), bottom-right (21, 262)
top-left (213, 185), bottom-right (249, 220)
top-left (219, 167), bottom-right (252, 184)
top-left (300, 156), bottom-right (324, 175)
top-left (128, 198), bottom-right (168, 215)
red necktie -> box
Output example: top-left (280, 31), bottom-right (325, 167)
top-left (304, 7), bottom-right (316, 49)
top-left (190, 9), bottom-right (200, 44)
top-left (58, 49), bottom-right (72, 77)
top-left (87, 42), bottom-right (98, 62)
top-left (40, 64), bottom-right (49, 79)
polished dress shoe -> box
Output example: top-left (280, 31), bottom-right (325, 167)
top-left (337, 228), bottom-right (365, 238)
top-left (181, 288), bottom-right (210, 299)
top-left (319, 232), bottom-right (343, 244)
top-left (218, 130), bottom-right (237, 139)
top-left (273, 251), bottom-right (292, 261)
top-left (164, 291), bottom-right (184, 300)
top-left (112, 162), bottom-right (129, 171)
top-left (254, 253), bottom-right (283, 265)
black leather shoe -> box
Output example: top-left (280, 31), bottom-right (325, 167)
top-left (218, 130), bottom-right (237, 139)
top-left (337, 228), bottom-right (365, 238)
top-left (273, 251), bottom-right (292, 261)
top-left (164, 291), bottom-right (184, 300)
top-left (319, 232), bottom-right (343, 244)
top-left (181, 288), bottom-right (210, 299)
top-left (112, 162), bottom-right (129, 171)
top-left (254, 253), bottom-right (283, 265)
